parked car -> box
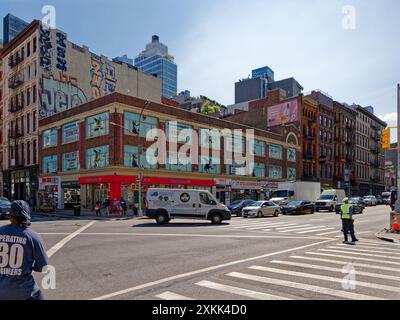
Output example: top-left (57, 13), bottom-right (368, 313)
top-left (315, 189), bottom-right (346, 212)
top-left (242, 201), bottom-right (281, 218)
top-left (0, 199), bottom-right (11, 220)
top-left (382, 192), bottom-right (391, 205)
top-left (335, 198), bottom-right (364, 214)
top-left (269, 197), bottom-right (289, 206)
top-left (227, 199), bottom-right (255, 217)
top-left (363, 195), bottom-right (377, 206)
top-left (348, 197), bottom-right (365, 208)
top-left (375, 195), bottom-right (383, 205)
top-left (281, 200), bottom-right (315, 215)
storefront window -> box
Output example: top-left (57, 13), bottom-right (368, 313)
top-left (199, 155), bottom-right (221, 174)
top-left (166, 121), bottom-right (193, 144)
top-left (124, 112), bottom-right (158, 137)
top-left (287, 147), bottom-right (296, 162)
top-left (253, 163), bottom-right (265, 178)
top-left (269, 165), bottom-right (282, 180)
top-left (252, 140), bottom-right (265, 156)
top-left (269, 144), bottom-right (282, 160)
top-left (124, 145), bottom-right (158, 169)
top-left (86, 112), bottom-right (109, 138)
top-left (42, 155), bottom-right (58, 173)
top-left (288, 167), bottom-right (296, 181)
top-left (86, 145), bottom-right (109, 169)
top-left (62, 151), bottom-right (80, 172)
top-left (166, 151), bottom-right (192, 172)
top-left (62, 121), bottom-right (79, 144)
top-left (43, 128), bottom-right (57, 148)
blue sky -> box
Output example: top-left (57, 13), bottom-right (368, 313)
top-left (2, 0), bottom-right (400, 125)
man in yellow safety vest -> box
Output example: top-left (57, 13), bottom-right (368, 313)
top-left (340, 198), bottom-right (358, 245)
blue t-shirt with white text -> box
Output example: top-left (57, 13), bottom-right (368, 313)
top-left (0, 224), bottom-right (48, 300)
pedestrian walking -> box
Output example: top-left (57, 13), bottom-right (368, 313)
top-left (0, 200), bottom-right (49, 300)
top-left (103, 197), bottom-right (110, 216)
top-left (132, 203), bottom-right (138, 217)
top-left (340, 197), bottom-right (359, 245)
top-left (95, 200), bottom-right (101, 216)
top-left (120, 197), bottom-right (127, 215)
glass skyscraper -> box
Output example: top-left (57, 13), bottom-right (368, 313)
top-left (134, 35), bottom-right (177, 99)
top-left (3, 14), bottom-right (29, 45)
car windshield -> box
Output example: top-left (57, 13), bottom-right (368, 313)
top-left (319, 195), bottom-right (334, 200)
top-left (287, 201), bottom-right (302, 206)
top-left (252, 201), bottom-right (266, 207)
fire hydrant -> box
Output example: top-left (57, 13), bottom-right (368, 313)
top-left (393, 215), bottom-right (400, 232)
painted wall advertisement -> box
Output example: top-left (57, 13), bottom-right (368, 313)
top-left (267, 99), bottom-right (298, 127)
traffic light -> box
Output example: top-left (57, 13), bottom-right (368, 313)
top-left (382, 128), bottom-right (391, 150)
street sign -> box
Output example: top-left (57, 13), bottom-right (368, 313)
top-left (130, 183), bottom-right (139, 191)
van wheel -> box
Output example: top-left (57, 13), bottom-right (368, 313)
top-left (329, 206), bottom-right (334, 212)
top-left (257, 211), bottom-right (263, 218)
top-left (155, 212), bottom-right (169, 224)
top-left (210, 213), bottom-right (222, 224)
top-left (274, 210), bottom-right (280, 217)
top-left (316, 208), bottom-right (319, 212)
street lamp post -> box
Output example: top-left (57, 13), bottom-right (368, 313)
top-left (396, 84), bottom-right (400, 213)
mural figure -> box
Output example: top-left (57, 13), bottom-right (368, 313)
top-left (131, 154), bottom-right (138, 168)
top-left (90, 59), bottom-right (104, 99)
top-left (204, 158), bottom-right (214, 173)
top-left (93, 117), bottom-right (103, 132)
top-left (131, 121), bottom-right (139, 134)
top-left (93, 150), bottom-right (102, 168)
top-left (104, 63), bottom-right (117, 93)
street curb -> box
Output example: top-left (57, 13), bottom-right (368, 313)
top-left (375, 230), bottom-right (400, 243)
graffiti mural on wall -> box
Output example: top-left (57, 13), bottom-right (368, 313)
top-left (89, 58), bottom-right (117, 99)
top-left (40, 73), bottom-right (87, 118)
top-left (90, 58), bottom-right (104, 99)
top-left (55, 31), bottom-right (67, 72)
top-left (39, 25), bottom-right (52, 73)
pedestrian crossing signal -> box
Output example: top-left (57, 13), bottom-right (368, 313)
top-left (381, 128), bottom-right (391, 150)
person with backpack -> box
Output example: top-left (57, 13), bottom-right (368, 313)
top-left (0, 201), bottom-right (49, 300)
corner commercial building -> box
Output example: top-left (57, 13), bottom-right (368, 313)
top-left (0, 20), bottom-right (162, 203)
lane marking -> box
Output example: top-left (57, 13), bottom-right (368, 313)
top-left (327, 246), bottom-right (400, 256)
top-left (318, 249), bottom-right (400, 261)
top-left (91, 238), bottom-right (335, 300)
top-left (230, 222), bottom-right (292, 229)
top-left (306, 251), bottom-right (400, 266)
top-left (290, 255), bottom-right (400, 272)
top-left (317, 230), bottom-right (341, 236)
top-left (281, 226), bottom-right (326, 233)
top-left (196, 280), bottom-right (290, 300)
top-left (155, 291), bottom-right (194, 300)
top-left (297, 228), bottom-right (334, 234)
top-left (246, 223), bottom-right (291, 230)
top-left (276, 224), bottom-right (311, 231)
top-left (46, 221), bottom-right (96, 258)
top-left (335, 244), bottom-right (400, 252)
top-left (250, 265), bottom-right (400, 293)
top-left (270, 260), bottom-right (400, 281)
top-left (227, 272), bottom-right (383, 300)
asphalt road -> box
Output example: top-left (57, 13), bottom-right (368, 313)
top-left (1, 204), bottom-right (398, 300)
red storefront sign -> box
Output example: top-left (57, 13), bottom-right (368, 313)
top-left (78, 175), bottom-right (215, 187)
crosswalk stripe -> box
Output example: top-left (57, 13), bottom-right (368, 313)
top-left (327, 246), bottom-right (400, 256)
top-left (290, 255), bottom-right (400, 273)
top-left (229, 219), bottom-right (284, 226)
top-left (297, 228), bottom-right (335, 234)
top-left (318, 249), bottom-right (400, 261)
top-left (270, 260), bottom-right (400, 281)
top-left (229, 222), bottom-right (292, 229)
top-left (316, 230), bottom-right (342, 236)
top-left (196, 280), bottom-right (290, 300)
top-left (227, 272), bottom-right (383, 300)
top-left (306, 251), bottom-right (400, 266)
top-left (276, 224), bottom-right (311, 230)
top-left (155, 291), bottom-right (194, 300)
top-left (246, 223), bottom-right (292, 230)
top-left (281, 226), bottom-right (326, 233)
top-left (249, 265), bottom-right (400, 293)
top-left (335, 244), bottom-right (400, 252)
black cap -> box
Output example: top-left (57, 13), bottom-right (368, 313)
top-left (10, 200), bottom-right (31, 224)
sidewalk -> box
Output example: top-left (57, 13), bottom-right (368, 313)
top-left (32, 209), bottom-right (150, 221)
top-left (375, 229), bottom-right (400, 243)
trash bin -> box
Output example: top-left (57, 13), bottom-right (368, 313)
top-left (73, 205), bottom-right (81, 216)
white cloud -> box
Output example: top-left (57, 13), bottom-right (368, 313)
top-left (379, 112), bottom-right (397, 123)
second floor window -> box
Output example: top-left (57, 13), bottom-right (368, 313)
top-left (62, 121), bottom-right (79, 144)
top-left (62, 151), bottom-right (80, 172)
top-left (43, 155), bottom-right (58, 174)
top-left (86, 145), bottom-right (109, 169)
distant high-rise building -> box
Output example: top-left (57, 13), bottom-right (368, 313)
top-left (113, 54), bottom-right (134, 66)
top-left (252, 66), bottom-right (274, 82)
top-left (235, 77), bottom-right (268, 104)
top-left (135, 35), bottom-right (177, 98)
top-left (3, 14), bottom-right (29, 45)
top-left (268, 78), bottom-right (303, 99)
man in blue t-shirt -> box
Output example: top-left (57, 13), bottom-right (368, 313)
top-left (0, 200), bottom-right (48, 300)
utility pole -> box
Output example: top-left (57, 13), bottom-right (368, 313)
top-left (396, 84), bottom-right (400, 213)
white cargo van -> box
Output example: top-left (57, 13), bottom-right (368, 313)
top-left (315, 189), bottom-right (346, 212)
top-left (146, 188), bottom-right (231, 224)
